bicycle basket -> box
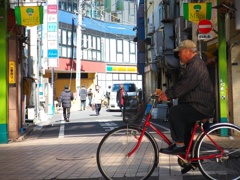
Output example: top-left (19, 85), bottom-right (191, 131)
top-left (122, 96), bottom-right (145, 125)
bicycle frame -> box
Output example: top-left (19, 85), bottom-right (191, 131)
top-left (127, 104), bottom-right (226, 165)
top-left (127, 108), bottom-right (172, 157)
top-left (180, 121), bottom-right (225, 163)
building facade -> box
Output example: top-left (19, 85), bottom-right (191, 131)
top-left (39, 0), bottom-right (142, 115)
top-left (0, 0), bottom-right (141, 143)
top-left (136, 0), bottom-right (240, 126)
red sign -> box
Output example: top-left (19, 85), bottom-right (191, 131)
top-left (198, 19), bottom-right (212, 34)
top-left (47, 5), bottom-right (58, 14)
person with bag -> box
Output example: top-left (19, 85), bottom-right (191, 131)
top-left (92, 85), bottom-right (104, 116)
top-left (58, 85), bottom-right (74, 122)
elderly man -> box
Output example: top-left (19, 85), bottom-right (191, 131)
top-left (159, 39), bottom-right (215, 154)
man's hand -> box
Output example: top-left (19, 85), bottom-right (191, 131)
top-left (158, 91), bottom-right (168, 102)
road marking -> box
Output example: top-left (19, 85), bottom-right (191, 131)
top-left (59, 124), bottom-right (64, 138)
top-left (151, 122), bottom-right (170, 133)
top-left (66, 133), bottom-right (107, 137)
top-left (97, 119), bottom-right (119, 131)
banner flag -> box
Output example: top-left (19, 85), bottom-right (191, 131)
top-left (105, 0), bottom-right (111, 13)
top-left (14, 6), bottom-right (44, 27)
top-left (116, 0), bottom-right (124, 11)
top-left (183, 3), bottom-right (212, 23)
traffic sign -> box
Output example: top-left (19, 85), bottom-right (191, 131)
top-left (198, 19), bottom-right (212, 34)
top-left (198, 34), bottom-right (212, 40)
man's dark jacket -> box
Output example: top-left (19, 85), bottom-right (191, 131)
top-left (59, 89), bottom-right (74, 108)
top-left (165, 54), bottom-right (214, 117)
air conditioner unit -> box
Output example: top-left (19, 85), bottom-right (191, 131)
top-left (175, 17), bottom-right (187, 46)
top-left (154, 31), bottom-right (163, 56)
top-left (147, 45), bottom-right (154, 51)
top-left (184, 20), bottom-right (192, 32)
top-left (147, 15), bottom-right (155, 36)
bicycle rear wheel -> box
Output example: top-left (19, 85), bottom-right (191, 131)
top-left (196, 123), bottom-right (240, 180)
top-left (96, 126), bottom-right (158, 180)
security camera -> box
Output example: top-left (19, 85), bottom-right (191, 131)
top-left (133, 26), bottom-right (137, 31)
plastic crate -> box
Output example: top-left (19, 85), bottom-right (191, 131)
top-left (157, 104), bottom-right (168, 120)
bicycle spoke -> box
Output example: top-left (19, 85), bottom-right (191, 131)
top-left (97, 126), bottom-right (158, 180)
top-left (196, 124), bottom-right (240, 180)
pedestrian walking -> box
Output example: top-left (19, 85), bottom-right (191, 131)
top-left (92, 85), bottom-right (104, 116)
top-left (116, 84), bottom-right (125, 116)
top-left (58, 85), bottom-right (74, 122)
top-left (79, 85), bottom-right (88, 110)
top-left (138, 88), bottom-right (143, 104)
top-left (105, 85), bottom-right (111, 108)
top-left (88, 88), bottom-right (93, 107)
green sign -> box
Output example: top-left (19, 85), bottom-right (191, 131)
top-left (0, 0), bottom-right (8, 144)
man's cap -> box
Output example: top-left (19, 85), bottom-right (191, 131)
top-left (173, 39), bottom-right (196, 52)
top-left (64, 85), bottom-right (69, 89)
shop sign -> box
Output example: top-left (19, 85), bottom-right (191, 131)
top-left (183, 3), bottom-right (212, 23)
top-left (9, 61), bottom-right (15, 84)
top-left (14, 6), bottom-right (43, 27)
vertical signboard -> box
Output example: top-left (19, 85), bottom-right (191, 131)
top-left (47, 0), bottom-right (58, 115)
top-left (9, 61), bottom-right (16, 84)
top-left (47, 1), bottom-right (58, 67)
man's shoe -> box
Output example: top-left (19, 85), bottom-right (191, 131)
top-left (66, 118), bottom-right (70, 122)
top-left (160, 144), bottom-right (186, 155)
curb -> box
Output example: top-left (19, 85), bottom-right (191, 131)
top-left (15, 124), bottom-right (35, 142)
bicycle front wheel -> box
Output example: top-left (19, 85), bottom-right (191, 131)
top-left (196, 123), bottom-right (240, 180)
top-left (96, 126), bottom-right (158, 180)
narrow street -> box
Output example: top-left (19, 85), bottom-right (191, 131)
top-left (0, 106), bottom-right (205, 180)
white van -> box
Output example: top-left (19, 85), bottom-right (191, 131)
top-left (108, 83), bottom-right (138, 111)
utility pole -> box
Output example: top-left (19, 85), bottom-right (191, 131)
top-left (76, 0), bottom-right (82, 97)
top-left (217, 0), bottom-right (228, 136)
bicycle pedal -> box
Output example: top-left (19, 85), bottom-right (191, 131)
top-left (181, 165), bottom-right (192, 174)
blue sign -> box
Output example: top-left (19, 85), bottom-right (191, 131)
top-left (47, 22), bottom-right (58, 32)
top-left (48, 49), bottom-right (58, 58)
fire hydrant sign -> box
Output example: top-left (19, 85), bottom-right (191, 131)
top-left (198, 19), bottom-right (212, 34)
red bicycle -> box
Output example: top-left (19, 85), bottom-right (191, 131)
top-left (96, 96), bottom-right (240, 180)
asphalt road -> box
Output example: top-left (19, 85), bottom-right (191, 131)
top-left (30, 107), bottom-right (170, 139)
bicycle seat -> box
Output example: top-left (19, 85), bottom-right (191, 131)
top-left (196, 118), bottom-right (209, 124)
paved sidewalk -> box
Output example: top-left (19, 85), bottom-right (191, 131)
top-left (0, 108), bottom-right (203, 180)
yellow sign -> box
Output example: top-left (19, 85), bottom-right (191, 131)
top-left (106, 66), bottom-right (137, 73)
top-left (183, 3), bottom-right (212, 23)
top-left (9, 61), bottom-right (16, 84)
top-left (14, 6), bottom-right (44, 27)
